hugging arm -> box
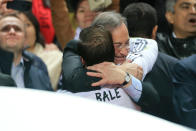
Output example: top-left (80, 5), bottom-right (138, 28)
top-left (61, 40), bottom-right (100, 92)
top-left (50, 0), bottom-right (74, 49)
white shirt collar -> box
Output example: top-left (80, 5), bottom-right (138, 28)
top-left (74, 27), bottom-right (82, 40)
top-left (172, 32), bottom-right (177, 38)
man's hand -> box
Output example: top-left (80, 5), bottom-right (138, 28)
top-left (86, 62), bottom-right (126, 87)
top-left (0, 0), bottom-right (12, 6)
top-left (119, 61), bottom-right (143, 80)
top-left (0, 0), bottom-right (13, 14)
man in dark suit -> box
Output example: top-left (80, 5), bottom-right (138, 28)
top-left (121, 2), bottom-right (179, 122)
top-left (173, 55), bottom-right (196, 129)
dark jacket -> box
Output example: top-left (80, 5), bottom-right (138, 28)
top-left (143, 52), bottom-right (178, 122)
top-left (156, 33), bottom-right (196, 59)
top-left (0, 72), bottom-right (16, 87)
top-left (172, 55), bottom-right (196, 129)
top-left (61, 40), bottom-right (101, 92)
top-left (0, 48), bottom-right (16, 87)
top-left (22, 51), bottom-right (53, 91)
top-left (0, 48), bottom-right (13, 74)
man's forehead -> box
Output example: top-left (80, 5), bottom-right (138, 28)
top-left (0, 16), bottom-right (24, 28)
top-left (176, 0), bottom-right (196, 5)
top-left (111, 23), bottom-right (129, 44)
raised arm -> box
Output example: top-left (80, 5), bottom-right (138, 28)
top-left (61, 40), bottom-right (101, 92)
top-left (86, 62), bottom-right (159, 104)
top-left (50, 0), bottom-right (74, 50)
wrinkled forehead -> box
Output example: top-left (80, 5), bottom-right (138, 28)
top-left (176, 0), bottom-right (196, 5)
top-left (0, 16), bottom-right (25, 30)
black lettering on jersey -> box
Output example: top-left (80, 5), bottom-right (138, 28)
top-left (94, 88), bottom-right (122, 102)
top-left (109, 90), bottom-right (116, 100)
top-left (103, 91), bottom-right (110, 101)
top-left (95, 93), bottom-right (102, 101)
top-left (115, 88), bottom-right (121, 99)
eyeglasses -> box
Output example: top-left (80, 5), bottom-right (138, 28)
top-left (113, 39), bottom-right (130, 49)
top-left (0, 25), bottom-right (23, 33)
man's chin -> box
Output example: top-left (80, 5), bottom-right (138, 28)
top-left (114, 57), bottom-right (126, 65)
top-left (4, 44), bottom-right (18, 52)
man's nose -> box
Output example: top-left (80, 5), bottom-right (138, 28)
top-left (9, 27), bottom-right (16, 34)
top-left (120, 47), bottom-right (129, 56)
top-left (189, 6), bottom-right (196, 14)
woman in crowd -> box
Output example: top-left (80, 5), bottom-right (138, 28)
top-left (51, 0), bottom-right (99, 49)
top-left (17, 11), bottom-right (62, 90)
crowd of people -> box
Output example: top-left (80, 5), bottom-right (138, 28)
top-left (0, 0), bottom-right (196, 129)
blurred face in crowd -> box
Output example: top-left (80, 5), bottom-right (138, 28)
top-left (76, 0), bottom-right (99, 29)
top-left (0, 16), bottom-right (26, 53)
top-left (166, 0), bottom-right (196, 38)
top-left (111, 23), bottom-right (129, 64)
top-left (18, 13), bottom-right (36, 49)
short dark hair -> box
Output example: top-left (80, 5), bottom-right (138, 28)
top-left (68, 0), bottom-right (83, 12)
top-left (120, 0), bottom-right (138, 13)
top-left (119, 0), bottom-right (156, 14)
top-left (123, 2), bottom-right (157, 38)
top-left (78, 25), bottom-right (114, 66)
top-left (18, 11), bottom-right (45, 48)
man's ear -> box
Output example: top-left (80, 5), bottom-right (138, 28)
top-left (152, 25), bottom-right (158, 40)
top-left (165, 12), bottom-right (174, 24)
top-left (80, 56), bottom-right (85, 65)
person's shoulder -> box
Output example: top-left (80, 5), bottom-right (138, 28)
top-left (23, 51), bottom-right (44, 65)
top-left (173, 55), bottom-right (196, 79)
top-left (22, 51), bottom-right (48, 72)
top-left (178, 55), bottom-right (196, 70)
top-left (172, 55), bottom-right (196, 91)
top-left (158, 52), bottom-right (178, 64)
top-left (64, 40), bottom-right (80, 52)
top-left (181, 55), bottom-right (196, 62)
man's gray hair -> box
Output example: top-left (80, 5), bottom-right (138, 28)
top-left (166, 0), bottom-right (177, 13)
top-left (92, 11), bottom-right (127, 32)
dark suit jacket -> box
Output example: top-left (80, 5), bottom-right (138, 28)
top-left (61, 40), bottom-right (102, 92)
top-left (156, 33), bottom-right (196, 59)
top-left (173, 55), bottom-right (196, 129)
top-left (0, 48), bottom-right (13, 74)
top-left (0, 72), bottom-right (16, 87)
top-left (143, 52), bottom-right (178, 122)
top-left (0, 49), bottom-right (16, 87)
